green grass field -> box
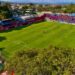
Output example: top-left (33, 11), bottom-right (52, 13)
top-left (0, 21), bottom-right (75, 58)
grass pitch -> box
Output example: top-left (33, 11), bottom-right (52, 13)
top-left (0, 21), bottom-right (75, 58)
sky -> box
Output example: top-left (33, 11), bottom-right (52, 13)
top-left (0, 0), bottom-right (75, 4)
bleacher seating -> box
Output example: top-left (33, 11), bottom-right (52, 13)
top-left (0, 15), bottom-right (45, 31)
top-left (45, 13), bottom-right (75, 23)
top-left (0, 13), bottom-right (75, 31)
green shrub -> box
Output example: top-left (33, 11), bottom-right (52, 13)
top-left (6, 46), bottom-right (75, 75)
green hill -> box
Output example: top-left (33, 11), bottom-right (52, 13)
top-left (0, 21), bottom-right (75, 58)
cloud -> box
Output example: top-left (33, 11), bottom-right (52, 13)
top-left (0, 0), bottom-right (75, 4)
top-left (1, 0), bottom-right (10, 1)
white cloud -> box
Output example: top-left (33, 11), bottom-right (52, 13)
top-left (0, 0), bottom-right (75, 4)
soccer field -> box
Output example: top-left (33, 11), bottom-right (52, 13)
top-left (0, 21), bottom-right (75, 58)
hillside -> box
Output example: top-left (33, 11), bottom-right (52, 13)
top-left (0, 21), bottom-right (75, 59)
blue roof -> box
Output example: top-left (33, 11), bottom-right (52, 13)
top-left (0, 20), bottom-right (12, 26)
top-left (0, 0), bottom-right (75, 4)
top-left (69, 13), bottom-right (75, 16)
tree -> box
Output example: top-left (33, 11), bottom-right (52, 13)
top-left (0, 3), bottom-right (13, 20)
